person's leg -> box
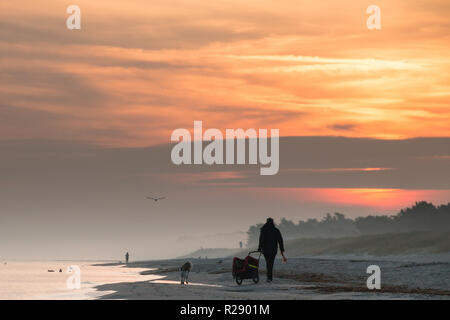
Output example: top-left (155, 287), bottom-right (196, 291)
top-left (180, 270), bottom-right (186, 284)
top-left (268, 254), bottom-right (275, 281)
top-left (186, 271), bottom-right (189, 284)
top-left (264, 253), bottom-right (275, 281)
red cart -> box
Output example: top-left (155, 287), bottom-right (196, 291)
top-left (232, 251), bottom-right (261, 285)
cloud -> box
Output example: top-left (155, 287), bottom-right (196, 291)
top-left (3, 0), bottom-right (450, 260)
top-left (1, 0), bottom-right (450, 146)
top-left (329, 123), bottom-right (357, 131)
top-left (199, 105), bottom-right (306, 124)
top-left (1, 136), bottom-right (449, 259)
top-left (1, 137), bottom-right (449, 189)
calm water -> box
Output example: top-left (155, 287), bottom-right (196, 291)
top-left (0, 261), bottom-right (156, 299)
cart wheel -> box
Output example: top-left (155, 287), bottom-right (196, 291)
top-left (252, 272), bottom-right (259, 284)
top-left (235, 276), bottom-right (243, 285)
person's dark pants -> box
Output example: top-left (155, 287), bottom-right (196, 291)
top-left (263, 252), bottom-right (276, 281)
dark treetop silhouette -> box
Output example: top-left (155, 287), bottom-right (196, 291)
top-left (247, 202), bottom-right (450, 247)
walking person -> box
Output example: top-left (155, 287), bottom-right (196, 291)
top-left (258, 218), bottom-right (287, 282)
top-left (125, 252), bottom-right (130, 264)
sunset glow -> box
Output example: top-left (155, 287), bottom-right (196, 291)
top-left (1, 0), bottom-right (450, 146)
top-left (261, 188), bottom-right (450, 212)
top-left (1, 0), bottom-right (450, 249)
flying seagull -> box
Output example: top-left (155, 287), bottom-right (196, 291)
top-left (146, 196), bottom-right (166, 202)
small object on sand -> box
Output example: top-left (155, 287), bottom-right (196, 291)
top-left (59, 269), bottom-right (63, 272)
top-left (48, 269), bottom-right (55, 272)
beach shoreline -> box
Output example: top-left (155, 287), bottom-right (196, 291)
top-left (1, 253), bottom-right (448, 300)
top-left (93, 253), bottom-right (450, 300)
top-left (0, 261), bottom-right (157, 300)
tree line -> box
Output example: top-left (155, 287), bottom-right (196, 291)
top-left (246, 201), bottom-right (450, 247)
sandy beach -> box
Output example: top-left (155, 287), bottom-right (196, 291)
top-left (93, 254), bottom-right (450, 300)
top-left (0, 253), bottom-right (449, 300)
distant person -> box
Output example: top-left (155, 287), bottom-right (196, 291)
top-left (258, 218), bottom-right (286, 282)
top-left (180, 261), bottom-right (192, 285)
top-left (125, 252), bottom-right (130, 264)
top-left (239, 241), bottom-right (243, 249)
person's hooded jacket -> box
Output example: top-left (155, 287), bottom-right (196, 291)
top-left (257, 219), bottom-right (285, 255)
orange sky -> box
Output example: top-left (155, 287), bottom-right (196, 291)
top-left (257, 188), bottom-right (450, 213)
top-left (2, 2), bottom-right (450, 258)
top-left (1, 0), bottom-right (450, 217)
top-left (1, 0), bottom-right (450, 146)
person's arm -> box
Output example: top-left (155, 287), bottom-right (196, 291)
top-left (277, 230), bottom-right (287, 262)
top-left (258, 230), bottom-right (264, 252)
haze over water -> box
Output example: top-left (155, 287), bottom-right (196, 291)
top-left (0, 261), bottom-right (156, 299)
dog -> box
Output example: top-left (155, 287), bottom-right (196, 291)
top-left (180, 261), bottom-right (192, 284)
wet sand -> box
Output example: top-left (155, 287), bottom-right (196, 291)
top-left (1, 255), bottom-right (448, 300)
top-left (0, 261), bottom-right (156, 299)
top-left (94, 255), bottom-right (450, 300)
